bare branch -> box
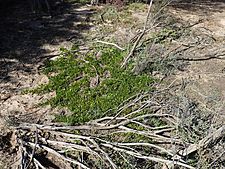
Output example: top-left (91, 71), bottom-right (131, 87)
top-left (121, 0), bottom-right (154, 67)
top-left (175, 126), bottom-right (225, 158)
top-left (102, 143), bottom-right (195, 169)
top-left (28, 142), bottom-right (90, 169)
top-left (96, 40), bottom-right (125, 51)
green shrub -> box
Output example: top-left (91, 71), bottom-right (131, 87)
top-left (34, 47), bottom-right (154, 124)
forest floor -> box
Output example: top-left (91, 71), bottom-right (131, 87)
top-left (0, 0), bottom-right (224, 168)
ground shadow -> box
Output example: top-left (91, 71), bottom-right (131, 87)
top-left (170, 0), bottom-right (225, 13)
top-left (0, 0), bottom-right (95, 90)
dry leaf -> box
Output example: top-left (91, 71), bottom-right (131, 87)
top-left (90, 76), bottom-right (99, 88)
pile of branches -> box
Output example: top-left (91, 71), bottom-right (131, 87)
top-left (12, 85), bottom-right (224, 169)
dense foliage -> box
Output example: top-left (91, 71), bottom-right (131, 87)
top-left (34, 47), bottom-right (154, 124)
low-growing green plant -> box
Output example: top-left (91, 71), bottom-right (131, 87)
top-left (34, 46), bottom-right (154, 124)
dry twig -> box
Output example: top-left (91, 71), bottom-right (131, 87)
top-left (121, 0), bottom-right (154, 67)
top-left (174, 125), bottom-right (225, 159)
top-left (96, 40), bottom-right (125, 51)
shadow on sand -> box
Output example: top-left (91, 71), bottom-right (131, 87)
top-left (0, 0), bottom-right (95, 90)
top-left (170, 0), bottom-right (225, 13)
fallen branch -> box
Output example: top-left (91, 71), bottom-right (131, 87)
top-left (25, 127), bottom-right (38, 169)
top-left (16, 113), bottom-right (175, 131)
top-left (207, 151), bottom-right (225, 168)
top-left (39, 137), bottom-right (101, 158)
top-left (178, 126), bottom-right (224, 157)
top-left (176, 54), bottom-right (225, 62)
top-left (116, 142), bottom-right (174, 157)
top-left (121, 0), bottom-right (154, 68)
top-left (50, 131), bottom-right (117, 169)
top-left (18, 138), bottom-right (46, 169)
top-left (28, 142), bottom-right (90, 169)
top-left (102, 143), bottom-right (195, 169)
top-left (96, 40), bottom-right (125, 51)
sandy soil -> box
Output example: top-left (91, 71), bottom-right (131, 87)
top-left (168, 1), bottom-right (225, 122)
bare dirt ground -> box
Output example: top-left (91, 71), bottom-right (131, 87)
top-left (0, 0), bottom-right (225, 168)
top-left (169, 1), bottom-right (225, 124)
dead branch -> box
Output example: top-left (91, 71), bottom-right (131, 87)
top-left (207, 151), bottom-right (225, 168)
top-left (49, 131), bottom-right (117, 169)
top-left (16, 113), bottom-right (176, 131)
top-left (96, 40), bottom-right (125, 51)
top-left (121, 0), bottom-right (154, 68)
top-left (118, 126), bottom-right (182, 143)
top-left (176, 54), bottom-right (225, 62)
top-left (28, 142), bottom-right (90, 169)
top-left (18, 138), bottom-right (46, 169)
top-left (117, 142), bottom-right (174, 157)
top-left (177, 126), bottom-right (225, 158)
top-left (101, 143), bottom-right (195, 169)
top-left (39, 137), bottom-right (101, 158)
top-left (25, 126), bottom-right (38, 169)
